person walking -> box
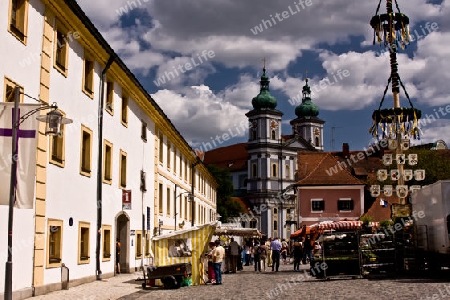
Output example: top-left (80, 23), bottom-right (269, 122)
top-left (293, 240), bottom-right (303, 271)
top-left (270, 237), bottom-right (282, 272)
top-left (116, 238), bottom-right (121, 274)
top-left (265, 238), bottom-right (272, 267)
top-left (206, 242), bottom-right (216, 284)
top-left (212, 240), bottom-right (225, 285)
top-left (229, 237), bottom-right (239, 273)
top-left (303, 236), bottom-right (312, 264)
top-left (253, 241), bottom-right (262, 272)
top-left (259, 240), bottom-right (268, 272)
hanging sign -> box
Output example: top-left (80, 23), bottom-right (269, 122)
top-left (122, 189), bottom-right (132, 210)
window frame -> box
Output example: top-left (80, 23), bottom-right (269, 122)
top-left (53, 19), bottom-right (69, 76)
top-left (102, 225), bottom-right (112, 261)
top-left (311, 199), bottom-right (325, 212)
top-left (166, 187), bottom-right (171, 217)
top-left (49, 110), bottom-right (67, 167)
top-left (141, 120), bottom-right (147, 142)
top-left (158, 182), bottom-right (163, 214)
top-left (4, 77), bottom-right (24, 103)
top-left (158, 131), bottom-right (164, 164)
top-left (119, 149), bottom-right (127, 188)
top-left (79, 125), bottom-right (93, 177)
top-left (105, 80), bottom-right (114, 114)
top-left (103, 140), bottom-right (113, 184)
top-left (337, 198), bottom-right (354, 212)
top-left (47, 219), bottom-right (63, 268)
top-left (121, 93), bottom-right (128, 126)
top-left (8, 0), bottom-right (29, 44)
top-left (78, 222), bottom-right (90, 264)
top-left (135, 230), bottom-right (142, 259)
top-left (271, 163), bottom-right (278, 177)
top-left (82, 52), bottom-right (95, 98)
top-left (251, 163), bottom-right (257, 178)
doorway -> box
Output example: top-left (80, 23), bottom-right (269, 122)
top-left (116, 213), bottom-right (130, 274)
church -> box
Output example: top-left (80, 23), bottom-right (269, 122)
top-left (204, 66), bottom-right (325, 239)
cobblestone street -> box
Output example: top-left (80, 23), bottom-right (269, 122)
top-left (28, 263), bottom-right (450, 300)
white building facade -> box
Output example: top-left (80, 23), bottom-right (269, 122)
top-left (0, 0), bottom-right (217, 298)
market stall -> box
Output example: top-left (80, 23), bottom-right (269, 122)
top-left (214, 227), bottom-right (262, 238)
top-left (308, 220), bottom-right (379, 279)
top-left (151, 221), bottom-right (218, 286)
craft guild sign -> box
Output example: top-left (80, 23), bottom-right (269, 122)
top-left (122, 190), bottom-right (132, 210)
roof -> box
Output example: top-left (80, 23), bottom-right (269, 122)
top-left (297, 152), bottom-right (365, 185)
top-left (214, 227), bottom-right (262, 238)
top-left (364, 195), bottom-right (401, 222)
top-left (203, 143), bottom-right (248, 171)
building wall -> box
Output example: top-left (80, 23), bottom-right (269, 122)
top-left (298, 186), bottom-right (364, 226)
top-left (0, 0), bottom-right (216, 297)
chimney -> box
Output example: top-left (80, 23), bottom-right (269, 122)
top-left (342, 143), bottom-right (349, 158)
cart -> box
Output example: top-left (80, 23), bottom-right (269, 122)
top-left (141, 263), bottom-right (192, 289)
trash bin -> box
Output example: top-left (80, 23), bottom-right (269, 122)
top-left (61, 263), bottom-right (69, 290)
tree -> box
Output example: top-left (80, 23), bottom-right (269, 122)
top-left (207, 164), bottom-right (245, 222)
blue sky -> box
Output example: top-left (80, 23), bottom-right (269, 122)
top-left (77, 0), bottom-right (449, 152)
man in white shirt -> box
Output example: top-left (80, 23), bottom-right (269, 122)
top-left (212, 240), bottom-right (225, 284)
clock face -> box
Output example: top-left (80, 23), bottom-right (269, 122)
top-left (314, 128), bottom-right (320, 135)
top-left (270, 120), bottom-right (278, 129)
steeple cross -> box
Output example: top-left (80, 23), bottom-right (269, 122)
top-left (262, 57), bottom-right (266, 69)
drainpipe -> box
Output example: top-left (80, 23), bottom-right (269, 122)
top-left (96, 55), bottom-right (115, 280)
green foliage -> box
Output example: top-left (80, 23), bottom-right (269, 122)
top-left (360, 214), bottom-right (374, 225)
top-left (379, 219), bottom-right (393, 228)
top-left (207, 164), bottom-right (244, 222)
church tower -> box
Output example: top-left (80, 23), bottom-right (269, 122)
top-left (290, 78), bottom-right (325, 151)
top-left (245, 66), bottom-right (296, 239)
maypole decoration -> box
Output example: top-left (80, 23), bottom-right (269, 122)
top-left (368, 0), bottom-right (424, 218)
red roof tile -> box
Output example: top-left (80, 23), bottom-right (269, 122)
top-left (297, 152), bottom-right (364, 185)
top-left (204, 143), bottom-right (248, 171)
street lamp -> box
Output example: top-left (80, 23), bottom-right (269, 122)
top-left (4, 87), bottom-right (72, 300)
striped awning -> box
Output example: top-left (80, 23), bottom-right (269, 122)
top-left (311, 220), bottom-right (379, 231)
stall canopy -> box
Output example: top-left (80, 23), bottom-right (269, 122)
top-left (214, 227), bottom-right (262, 238)
top-left (311, 220), bottom-right (379, 231)
top-left (290, 225), bottom-right (313, 239)
top-left (152, 221), bottom-right (218, 285)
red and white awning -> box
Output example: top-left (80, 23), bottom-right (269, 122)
top-left (310, 220), bottom-right (379, 231)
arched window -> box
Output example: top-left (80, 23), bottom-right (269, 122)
top-left (250, 219), bottom-right (257, 228)
top-left (315, 136), bottom-right (320, 147)
top-left (251, 130), bottom-right (257, 140)
top-left (285, 164), bottom-right (290, 179)
top-left (273, 207), bottom-right (278, 214)
top-left (271, 130), bottom-right (276, 140)
top-left (273, 220), bottom-right (278, 231)
top-left (272, 163), bottom-right (277, 177)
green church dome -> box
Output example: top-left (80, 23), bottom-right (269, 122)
top-left (295, 78), bottom-right (319, 117)
top-left (252, 68), bottom-right (277, 110)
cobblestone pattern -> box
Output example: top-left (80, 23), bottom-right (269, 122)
top-left (28, 263), bottom-right (450, 300)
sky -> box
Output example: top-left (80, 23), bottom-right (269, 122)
top-left (76, 0), bottom-right (449, 152)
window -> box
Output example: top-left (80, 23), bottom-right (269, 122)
top-left (141, 121), bottom-right (147, 142)
top-left (102, 225), bottom-right (112, 261)
top-left (285, 164), bottom-right (290, 179)
top-left (105, 81), bottom-right (114, 113)
top-left (82, 54), bottom-right (94, 97)
top-left (80, 125), bottom-right (92, 176)
top-left (3, 77), bottom-right (24, 102)
top-left (78, 222), bottom-right (90, 264)
top-left (158, 183), bottom-right (163, 214)
top-left (273, 207), bottom-right (277, 215)
top-left (103, 140), bottom-right (113, 183)
top-left (251, 163), bottom-right (257, 178)
top-left (136, 231), bottom-right (142, 258)
top-left (167, 141), bottom-right (171, 169)
top-left (183, 195), bottom-right (187, 220)
top-left (184, 158), bottom-right (188, 181)
top-left (144, 232), bottom-right (151, 257)
top-left (250, 219), bottom-right (257, 228)
top-left (251, 130), bottom-right (257, 140)
top-left (315, 136), bottom-right (320, 147)
top-left (121, 94), bottom-right (128, 126)
top-left (54, 20), bottom-right (69, 75)
top-left (9, 0), bottom-right (29, 43)
top-left (119, 150), bottom-right (127, 188)
top-left (338, 199), bottom-right (354, 211)
top-left (311, 199), bottom-right (325, 212)
top-left (47, 219), bottom-right (63, 268)
top-left (271, 163), bottom-right (278, 177)
top-left (158, 131), bottom-right (164, 164)
top-left (271, 130), bottom-right (276, 140)
top-left (273, 220), bottom-right (278, 231)
top-left (166, 187), bottom-right (171, 216)
top-left (49, 111), bottom-right (67, 167)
